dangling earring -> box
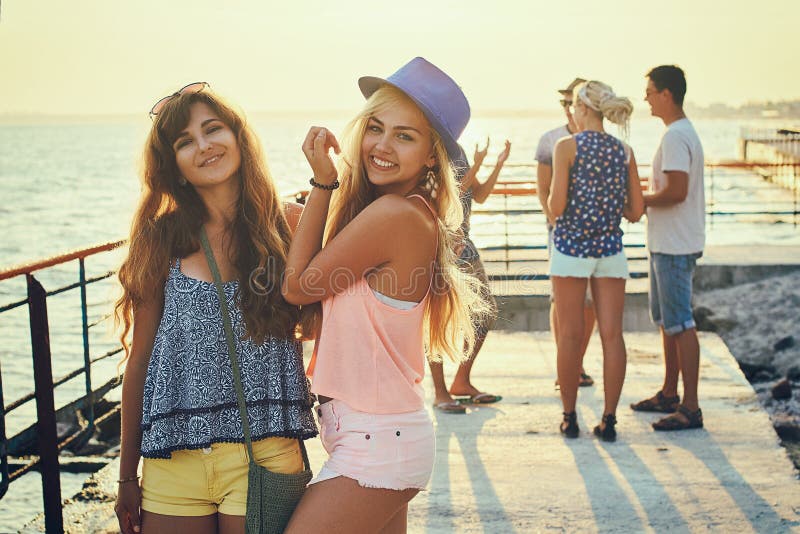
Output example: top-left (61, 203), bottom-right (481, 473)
top-left (178, 176), bottom-right (187, 186)
top-left (421, 168), bottom-right (439, 198)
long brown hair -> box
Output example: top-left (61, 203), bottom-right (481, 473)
top-left (319, 85), bottom-right (490, 362)
top-left (115, 89), bottom-right (300, 362)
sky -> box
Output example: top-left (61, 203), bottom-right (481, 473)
top-left (1, 0), bottom-right (799, 116)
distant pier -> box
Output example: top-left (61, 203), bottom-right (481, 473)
top-left (739, 127), bottom-right (800, 192)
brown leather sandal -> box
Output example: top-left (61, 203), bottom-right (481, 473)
top-left (652, 405), bottom-right (703, 431)
top-left (630, 391), bottom-right (680, 413)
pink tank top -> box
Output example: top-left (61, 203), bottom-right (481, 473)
top-left (307, 195), bottom-right (437, 414)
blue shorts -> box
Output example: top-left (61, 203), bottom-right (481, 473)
top-left (648, 252), bottom-right (702, 335)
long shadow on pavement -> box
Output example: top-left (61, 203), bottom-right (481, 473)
top-left (564, 411), bottom-right (647, 533)
top-left (425, 404), bottom-right (516, 533)
top-left (587, 406), bottom-right (692, 533)
top-left (667, 431), bottom-right (799, 532)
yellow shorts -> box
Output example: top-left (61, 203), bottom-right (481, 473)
top-left (141, 437), bottom-right (303, 517)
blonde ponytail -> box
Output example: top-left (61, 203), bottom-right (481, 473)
top-left (576, 81), bottom-right (633, 138)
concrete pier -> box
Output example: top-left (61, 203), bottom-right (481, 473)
top-left (490, 245), bottom-right (800, 333)
top-left (23, 331), bottom-right (800, 533)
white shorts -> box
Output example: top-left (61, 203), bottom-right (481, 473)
top-left (549, 249), bottom-right (629, 279)
top-left (310, 399), bottom-right (435, 491)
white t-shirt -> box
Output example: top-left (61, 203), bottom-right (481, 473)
top-left (647, 118), bottom-right (705, 254)
top-left (535, 125), bottom-right (570, 166)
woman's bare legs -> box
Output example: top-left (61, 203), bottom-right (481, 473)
top-left (380, 504), bottom-right (409, 534)
top-left (217, 513), bottom-right (245, 534)
top-left (285, 476), bottom-right (418, 534)
top-left (448, 329), bottom-right (490, 397)
top-left (552, 276), bottom-right (589, 414)
top-left (141, 512), bottom-right (217, 534)
top-left (551, 302), bottom-right (596, 381)
top-left (590, 277), bottom-right (627, 419)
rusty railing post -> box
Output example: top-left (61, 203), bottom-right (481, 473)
top-left (0, 357), bottom-right (8, 500)
top-left (79, 259), bottom-right (94, 430)
top-left (26, 274), bottom-right (63, 534)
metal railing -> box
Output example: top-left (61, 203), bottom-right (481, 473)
top-left (292, 160), bottom-right (799, 286)
top-left (0, 241), bottom-right (124, 534)
top-left (466, 160), bottom-right (800, 282)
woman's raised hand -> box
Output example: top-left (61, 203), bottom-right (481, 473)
top-left (497, 140), bottom-right (512, 166)
top-left (302, 126), bottom-right (341, 185)
top-left (474, 137), bottom-right (490, 166)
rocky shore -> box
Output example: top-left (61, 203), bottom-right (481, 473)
top-left (695, 270), bottom-right (800, 471)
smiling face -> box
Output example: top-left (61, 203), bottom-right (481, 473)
top-left (645, 79), bottom-right (670, 119)
top-left (173, 102), bottom-right (242, 190)
top-left (360, 99), bottom-right (436, 197)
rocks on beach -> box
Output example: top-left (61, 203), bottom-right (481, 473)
top-left (695, 271), bottom-right (800, 377)
top-left (695, 270), bottom-right (800, 466)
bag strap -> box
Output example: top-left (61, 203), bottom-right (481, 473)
top-left (199, 228), bottom-right (310, 470)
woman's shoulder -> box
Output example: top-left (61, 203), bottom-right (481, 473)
top-left (368, 193), bottom-right (421, 211)
top-left (361, 194), bottom-right (435, 230)
top-left (555, 132), bottom-right (577, 145)
top-left (554, 135), bottom-right (577, 157)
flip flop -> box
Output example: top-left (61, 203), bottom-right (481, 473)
top-left (434, 401), bottom-right (467, 414)
top-left (455, 393), bottom-right (503, 405)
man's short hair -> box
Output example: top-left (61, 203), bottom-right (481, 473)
top-left (647, 65), bottom-right (686, 106)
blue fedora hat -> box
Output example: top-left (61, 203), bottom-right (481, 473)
top-left (358, 57), bottom-right (470, 162)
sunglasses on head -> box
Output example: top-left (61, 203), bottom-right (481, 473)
top-left (149, 82), bottom-right (209, 119)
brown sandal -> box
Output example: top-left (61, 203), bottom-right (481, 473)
top-left (630, 391), bottom-right (680, 413)
top-left (652, 406), bottom-right (703, 431)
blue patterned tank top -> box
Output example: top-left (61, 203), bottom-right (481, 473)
top-left (553, 130), bottom-right (628, 258)
top-left (140, 259), bottom-right (317, 459)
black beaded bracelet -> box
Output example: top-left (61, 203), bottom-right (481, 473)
top-left (309, 177), bottom-right (340, 190)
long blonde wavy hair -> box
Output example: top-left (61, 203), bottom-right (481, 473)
top-left (314, 85), bottom-right (490, 362)
top-left (114, 89), bottom-right (303, 362)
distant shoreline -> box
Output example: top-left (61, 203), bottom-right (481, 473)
top-left (3, 105), bottom-right (800, 125)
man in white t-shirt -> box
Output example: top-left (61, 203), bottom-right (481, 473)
top-left (630, 65), bottom-right (705, 431)
top-left (535, 77), bottom-right (595, 388)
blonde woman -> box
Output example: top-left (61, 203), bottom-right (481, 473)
top-left (282, 57), bottom-right (487, 533)
top-left (548, 80), bottom-right (644, 442)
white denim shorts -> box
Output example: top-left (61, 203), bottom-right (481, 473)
top-left (549, 248), bottom-right (629, 279)
top-left (310, 399), bottom-right (435, 491)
